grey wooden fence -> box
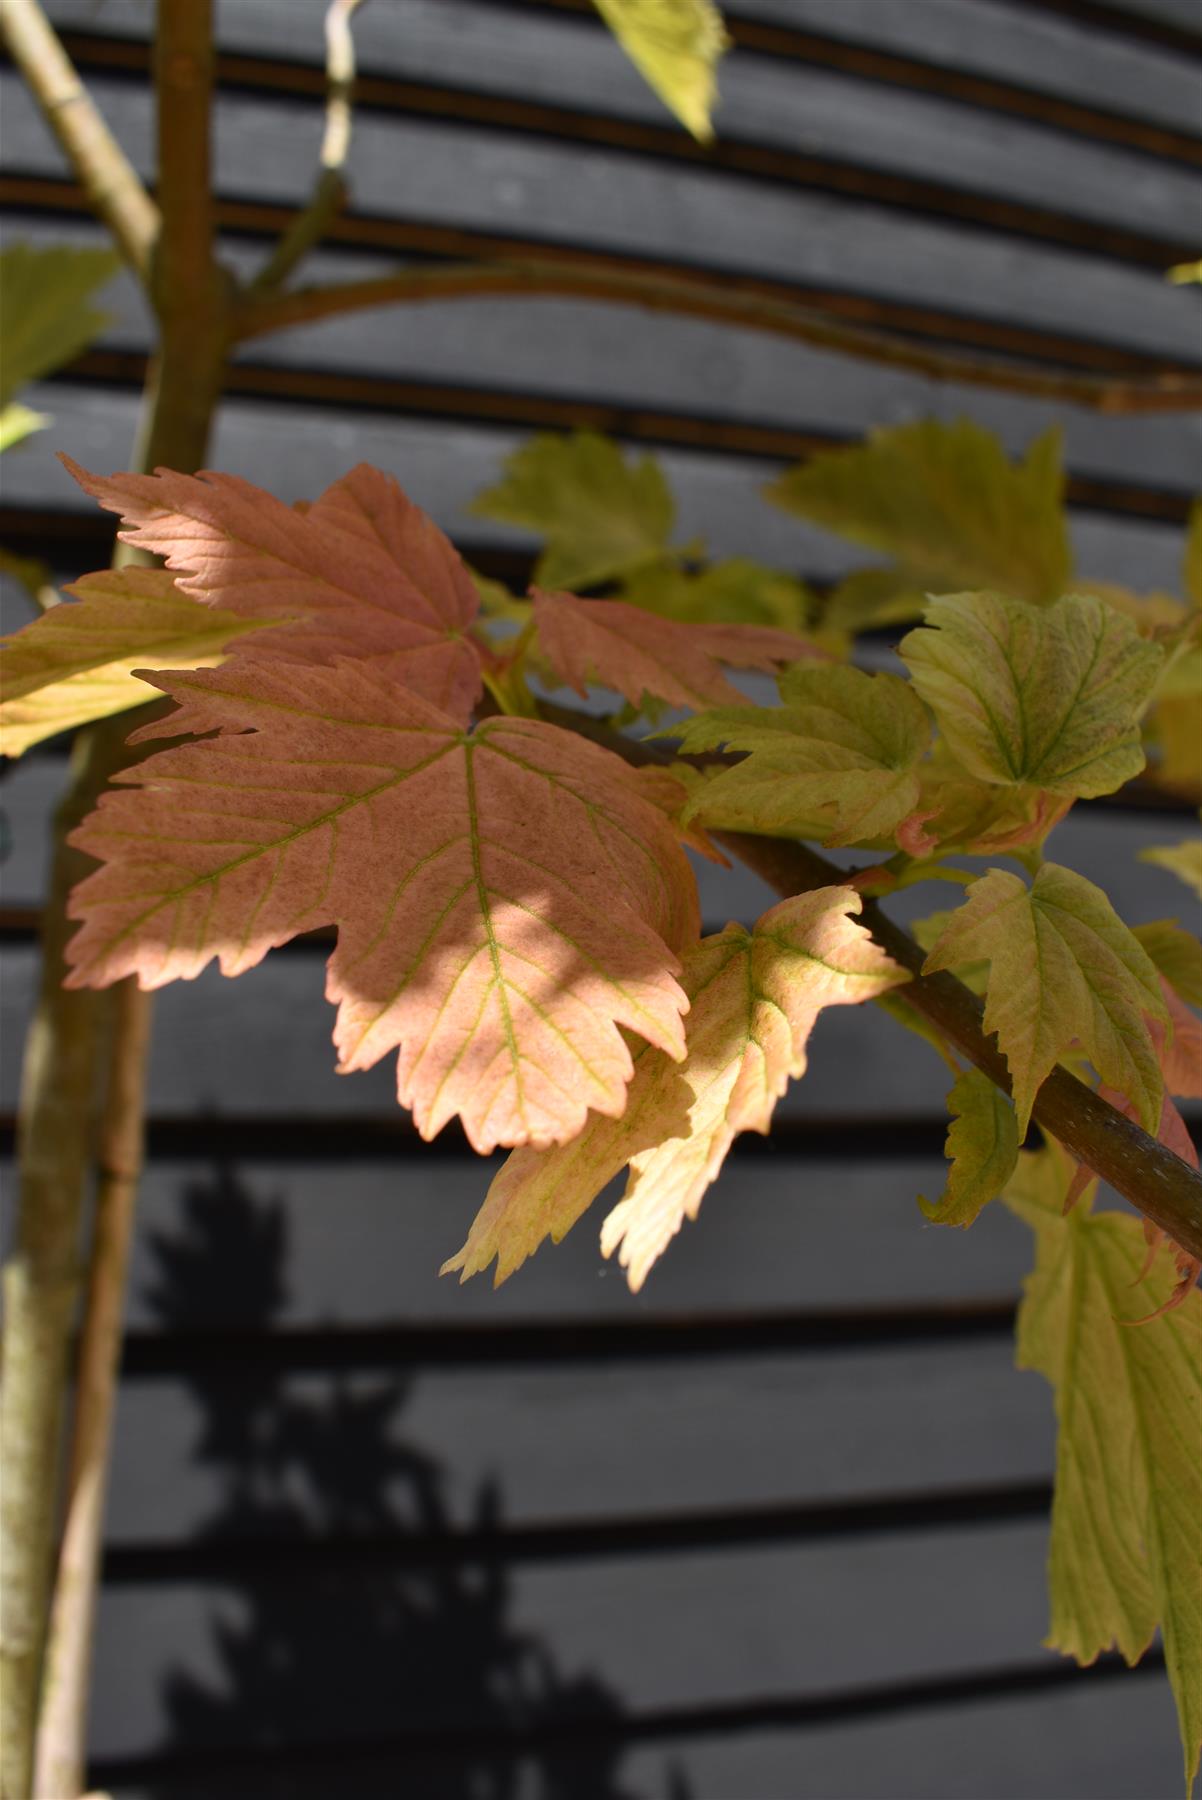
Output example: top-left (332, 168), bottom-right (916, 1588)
top-left (1, 1), bottom-right (1199, 1794)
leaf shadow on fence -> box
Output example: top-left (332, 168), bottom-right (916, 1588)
top-left (138, 1158), bottom-right (691, 1800)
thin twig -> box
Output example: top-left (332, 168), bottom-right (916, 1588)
top-left (231, 258), bottom-right (1202, 414)
top-left (31, 984), bottom-right (152, 1800)
top-left (249, 0), bottom-right (368, 295)
top-left (541, 699), bottom-right (1202, 1259)
top-left (0, 0), bottom-right (158, 281)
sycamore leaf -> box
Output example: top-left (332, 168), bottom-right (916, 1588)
top-left (0, 568), bottom-right (271, 756)
top-left (63, 459), bottom-right (484, 722)
top-left (919, 1067), bottom-right (1019, 1227)
top-left (1185, 501), bottom-right (1202, 610)
top-left (905, 743), bottom-right (1072, 859)
top-left (65, 659), bottom-right (698, 1153)
top-left (621, 558), bottom-right (815, 632)
top-left (593, 0), bottom-right (728, 141)
top-left (471, 432), bottom-right (675, 593)
top-left (1140, 838), bottom-right (1202, 902)
top-left (1004, 1140), bottom-right (1202, 1789)
top-left (923, 864), bottom-right (1167, 1134)
top-left (901, 593), bottom-right (1162, 798)
top-left (1134, 921), bottom-right (1202, 1009)
top-left (767, 420), bottom-right (1071, 607)
top-left (1153, 982), bottom-right (1202, 1101)
top-left (532, 588), bottom-right (818, 711)
top-left (0, 401), bottom-right (51, 453)
top-left (0, 242), bottom-right (119, 411)
top-left (672, 663), bottom-right (930, 848)
top-left (444, 887), bottom-right (906, 1290)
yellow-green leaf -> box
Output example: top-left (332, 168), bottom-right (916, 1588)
top-left (0, 400), bottom-right (50, 453)
top-left (0, 567), bottom-right (271, 756)
top-left (1185, 501), bottom-right (1202, 610)
top-left (901, 592), bottom-right (1162, 798)
top-left (672, 663), bottom-right (931, 848)
top-left (593, 0), bottom-right (728, 141)
top-left (0, 242), bottom-right (119, 412)
top-left (470, 430), bottom-right (675, 592)
top-left (919, 1067), bottom-right (1019, 1227)
top-left (622, 557), bottom-right (815, 632)
top-left (1004, 1140), bottom-right (1202, 1791)
top-left (923, 863), bottom-right (1167, 1134)
top-left (1134, 919), bottom-right (1202, 1008)
top-left (766, 420), bottom-right (1072, 610)
top-left (444, 888), bottom-right (906, 1290)
top-left (1141, 838), bottom-right (1202, 902)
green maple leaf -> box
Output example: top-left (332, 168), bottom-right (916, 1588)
top-left (1141, 839), bottom-right (1202, 902)
top-left (1005, 1140), bottom-right (1202, 1792)
top-left (767, 420), bottom-right (1072, 624)
top-left (1134, 920), bottom-right (1202, 1009)
top-left (593, 0), bottom-right (729, 141)
top-left (470, 431), bottom-right (675, 592)
top-left (919, 1067), bottom-right (1019, 1227)
top-left (444, 886), bottom-right (907, 1290)
top-left (901, 592), bottom-right (1162, 798)
top-left (0, 242), bottom-right (120, 442)
top-left (1185, 501), bottom-right (1201, 610)
top-left (672, 663), bottom-right (931, 848)
top-left (0, 568), bottom-right (270, 756)
top-left (923, 863), bottom-right (1167, 1134)
top-left (621, 558), bottom-right (816, 632)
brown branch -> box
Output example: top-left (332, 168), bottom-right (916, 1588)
top-left (31, 983), bottom-right (151, 1800)
top-left (248, 0), bottom-right (368, 295)
top-left (541, 700), bottom-right (1202, 1261)
top-left (230, 259), bottom-right (1202, 415)
top-left (0, 0), bottom-right (158, 281)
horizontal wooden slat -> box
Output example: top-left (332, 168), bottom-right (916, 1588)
top-left (4, 77), bottom-right (1200, 362)
top-left (112, 1154), bottom-right (1038, 1328)
top-left (84, 1521), bottom-right (1066, 1760)
top-left (33, 5), bottom-right (1202, 258)
top-left (96, 1667), bottom-right (1182, 1800)
top-left (100, 1338), bottom-right (1052, 1545)
top-left (0, 387), bottom-right (1189, 595)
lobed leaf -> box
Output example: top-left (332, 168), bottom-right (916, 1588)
top-left (0, 568), bottom-right (270, 756)
top-left (1134, 921), bottom-right (1202, 1010)
top-left (1141, 838), bottom-right (1202, 902)
top-left (0, 242), bottom-right (119, 412)
top-left (901, 592), bottom-right (1162, 798)
top-left (470, 431), bottom-right (675, 593)
top-left (919, 1067), bottom-right (1019, 1228)
top-left (65, 659), bottom-right (698, 1153)
top-left (532, 588), bottom-right (818, 711)
top-left (444, 888), bottom-right (907, 1290)
top-left (621, 558), bottom-right (815, 632)
top-left (1185, 501), bottom-right (1202, 610)
top-left (672, 663), bottom-right (930, 848)
top-left (767, 420), bottom-right (1071, 619)
top-left (923, 864), bottom-right (1167, 1134)
top-left (593, 0), bottom-right (728, 141)
top-left (1005, 1141), bottom-right (1202, 1790)
top-left (62, 459), bottom-right (484, 721)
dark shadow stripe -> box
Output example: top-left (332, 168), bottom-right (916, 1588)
top-left (36, 29), bottom-right (1201, 270)
top-left (32, 349), bottom-right (1201, 527)
top-left (115, 1302), bottom-right (1019, 1375)
top-left (988, 0), bottom-right (1202, 59)
top-left (4, 173), bottom-right (1193, 377)
top-left (83, 1649), bottom-right (1167, 1787)
top-left (100, 1482), bottom-right (1055, 1582)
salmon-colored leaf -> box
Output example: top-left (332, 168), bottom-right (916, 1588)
top-left (62, 458), bottom-right (484, 721)
top-left (65, 657), bottom-right (698, 1153)
top-left (532, 588), bottom-right (818, 712)
top-left (444, 889), bottom-right (906, 1290)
